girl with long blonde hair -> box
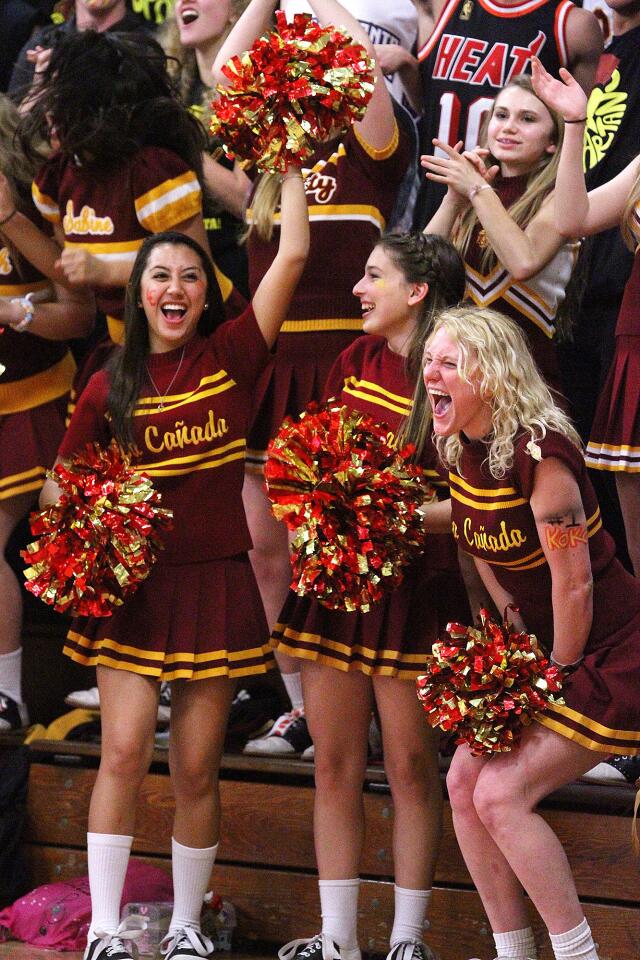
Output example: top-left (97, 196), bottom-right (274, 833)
top-left (421, 303), bottom-right (640, 960)
top-left (421, 75), bottom-right (576, 396)
top-left (532, 57), bottom-right (640, 576)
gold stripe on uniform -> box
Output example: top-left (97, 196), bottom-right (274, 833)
top-left (0, 351), bottom-right (76, 414)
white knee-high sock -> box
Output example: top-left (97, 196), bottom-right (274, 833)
top-left (390, 886), bottom-right (432, 945)
top-left (282, 672), bottom-right (304, 712)
top-left (493, 926), bottom-right (538, 959)
top-left (319, 878), bottom-right (360, 950)
top-left (87, 832), bottom-right (133, 941)
top-left (549, 919), bottom-right (599, 960)
top-left (0, 648), bottom-right (23, 703)
top-left (169, 838), bottom-right (218, 934)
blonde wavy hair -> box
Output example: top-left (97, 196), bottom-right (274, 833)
top-left (622, 161), bottom-right (640, 251)
top-left (453, 75), bottom-right (564, 273)
top-left (424, 304), bottom-right (581, 478)
top-left (159, 0), bottom-right (250, 120)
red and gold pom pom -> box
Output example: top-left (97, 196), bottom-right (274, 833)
top-left (265, 401), bottom-right (435, 612)
top-left (21, 441), bottom-right (173, 617)
top-left (210, 11), bottom-right (375, 173)
top-left (416, 608), bottom-right (565, 756)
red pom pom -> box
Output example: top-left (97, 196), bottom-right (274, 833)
top-left (416, 608), bottom-right (565, 755)
top-left (210, 12), bottom-right (375, 173)
top-left (21, 441), bottom-right (173, 617)
top-left (265, 401), bottom-right (435, 612)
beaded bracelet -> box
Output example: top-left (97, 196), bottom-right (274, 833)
top-left (10, 292), bottom-right (35, 332)
top-left (468, 182), bottom-right (493, 202)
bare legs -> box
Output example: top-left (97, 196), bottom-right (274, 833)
top-left (447, 724), bottom-right (604, 935)
top-left (243, 470), bottom-right (298, 676)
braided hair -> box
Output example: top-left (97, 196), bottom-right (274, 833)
top-left (375, 232), bottom-right (465, 460)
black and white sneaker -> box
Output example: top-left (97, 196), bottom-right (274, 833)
top-left (0, 691), bottom-right (28, 731)
top-left (83, 918), bottom-right (147, 959)
top-left (279, 934), bottom-right (361, 960)
top-left (160, 926), bottom-right (214, 958)
top-left (581, 755), bottom-right (640, 786)
top-left (243, 709), bottom-right (312, 756)
top-left (386, 940), bottom-right (439, 960)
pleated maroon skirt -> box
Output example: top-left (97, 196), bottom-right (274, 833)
top-left (0, 395), bottom-right (67, 502)
top-left (586, 335), bottom-right (640, 473)
top-left (64, 553), bottom-right (275, 681)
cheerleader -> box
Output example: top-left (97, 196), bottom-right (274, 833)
top-left (213, 0), bottom-right (411, 751)
top-left (273, 233), bottom-right (467, 960)
top-left (421, 304), bottom-right (640, 960)
top-left (40, 169), bottom-right (309, 960)
top-left (532, 58), bottom-right (640, 575)
top-left (0, 94), bottom-right (93, 731)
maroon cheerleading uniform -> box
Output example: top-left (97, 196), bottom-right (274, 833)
top-left (463, 174), bottom-right (576, 395)
top-left (58, 306), bottom-right (275, 681)
top-left (449, 429), bottom-right (640, 753)
top-left (414, 0), bottom-right (574, 228)
top-left (0, 219), bottom-right (75, 502)
top-left (246, 123), bottom-right (410, 470)
top-left (33, 145), bottom-right (205, 419)
top-left (586, 203), bottom-right (640, 473)
top-left (271, 335), bottom-right (470, 678)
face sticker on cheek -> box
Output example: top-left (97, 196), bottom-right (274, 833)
top-left (145, 289), bottom-right (158, 307)
top-left (373, 279), bottom-right (386, 289)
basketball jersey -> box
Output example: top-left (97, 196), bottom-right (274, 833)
top-left (414, 0), bottom-right (573, 227)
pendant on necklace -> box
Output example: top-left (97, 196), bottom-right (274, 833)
top-left (157, 402), bottom-right (165, 412)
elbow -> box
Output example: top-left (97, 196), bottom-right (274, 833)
top-left (509, 261), bottom-right (537, 282)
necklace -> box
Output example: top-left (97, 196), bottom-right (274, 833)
top-left (146, 345), bottom-right (186, 412)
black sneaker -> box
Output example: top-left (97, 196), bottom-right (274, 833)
top-left (83, 918), bottom-right (147, 959)
top-left (243, 710), bottom-right (312, 756)
top-left (225, 686), bottom-right (283, 746)
top-left (386, 940), bottom-right (439, 960)
top-left (0, 692), bottom-right (28, 731)
top-left (160, 926), bottom-right (214, 958)
top-left (279, 934), bottom-right (361, 960)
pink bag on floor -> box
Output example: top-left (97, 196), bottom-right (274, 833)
top-left (0, 860), bottom-right (174, 950)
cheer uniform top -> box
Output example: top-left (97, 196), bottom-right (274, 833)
top-left (449, 428), bottom-right (640, 752)
top-left (463, 174), bottom-right (576, 394)
top-left (57, 307), bottom-right (275, 681)
top-left (414, 0), bottom-right (573, 229)
top-left (246, 122), bottom-right (410, 468)
top-left (0, 213), bottom-right (74, 501)
top-left (271, 335), bottom-right (470, 678)
top-left (586, 202), bottom-right (640, 473)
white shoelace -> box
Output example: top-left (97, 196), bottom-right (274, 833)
top-left (279, 934), bottom-right (339, 960)
top-left (92, 916), bottom-right (147, 956)
top-left (160, 926), bottom-right (213, 957)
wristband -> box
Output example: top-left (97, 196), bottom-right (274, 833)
top-left (468, 183), bottom-right (493, 202)
top-left (10, 292), bottom-right (35, 332)
top-left (0, 208), bottom-right (17, 228)
top-left (563, 117), bottom-right (587, 124)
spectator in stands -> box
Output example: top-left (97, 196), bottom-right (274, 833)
top-left (8, 0), bottom-right (149, 101)
top-left (412, 0), bottom-right (603, 229)
top-left (422, 75), bottom-right (576, 399)
top-left (421, 303), bottom-right (640, 960)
